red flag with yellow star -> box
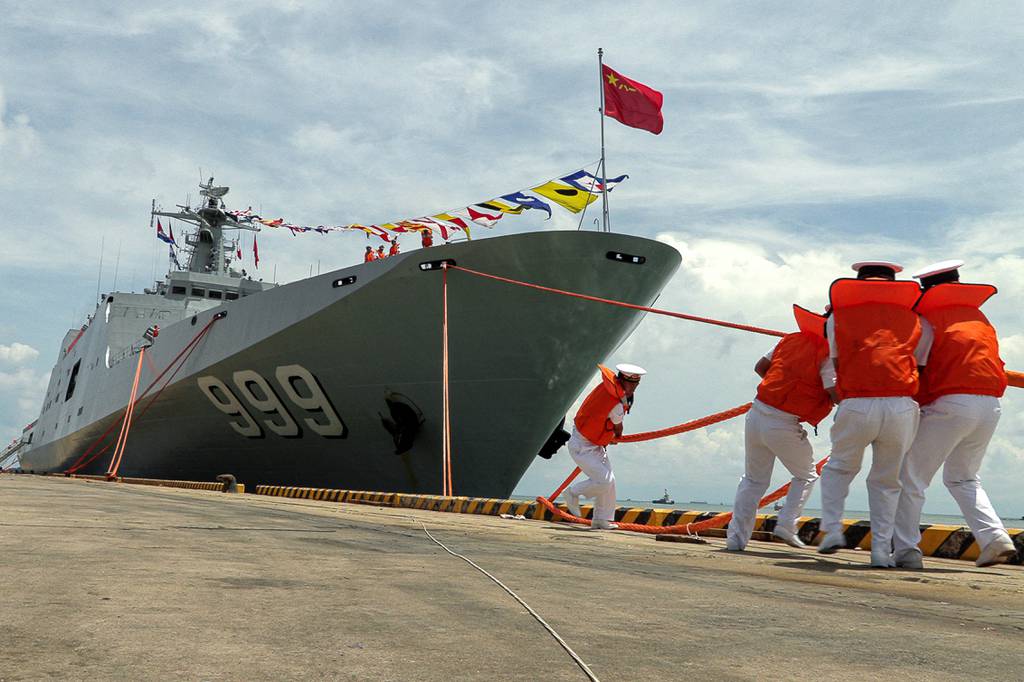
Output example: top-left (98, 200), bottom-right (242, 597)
top-left (602, 64), bottom-right (663, 134)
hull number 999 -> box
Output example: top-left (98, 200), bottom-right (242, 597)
top-left (197, 364), bottom-right (348, 439)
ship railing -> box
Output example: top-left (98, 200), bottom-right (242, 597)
top-left (108, 341), bottom-right (149, 368)
top-left (0, 439), bottom-right (25, 469)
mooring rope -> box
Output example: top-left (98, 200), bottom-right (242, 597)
top-left (421, 523), bottom-right (600, 682)
top-left (106, 347), bottom-right (146, 477)
top-left (448, 264), bottom-right (786, 338)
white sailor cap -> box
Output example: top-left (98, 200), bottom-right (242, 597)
top-left (615, 363), bottom-right (647, 381)
top-left (851, 260), bottom-right (903, 280)
top-left (911, 259), bottom-right (964, 280)
top-left (851, 260), bottom-right (904, 274)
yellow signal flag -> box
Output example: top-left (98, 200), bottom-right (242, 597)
top-left (475, 199), bottom-right (525, 215)
top-left (530, 181), bottom-right (598, 214)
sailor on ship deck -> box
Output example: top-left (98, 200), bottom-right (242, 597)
top-left (563, 364), bottom-right (646, 530)
top-left (364, 246), bottom-right (375, 262)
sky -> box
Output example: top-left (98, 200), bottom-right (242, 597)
top-left (1, 2), bottom-right (1022, 518)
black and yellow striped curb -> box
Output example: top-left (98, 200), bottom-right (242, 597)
top-left (252, 485), bottom-right (1022, 565)
top-left (40, 472), bottom-right (243, 493)
top-left (118, 476), bottom-right (245, 494)
top-left (18, 472), bottom-right (1020, 565)
top-left (750, 514), bottom-right (1022, 564)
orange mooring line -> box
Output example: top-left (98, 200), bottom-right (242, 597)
top-left (539, 455), bottom-right (830, 534)
top-left (547, 467), bottom-right (582, 502)
top-left (449, 264), bottom-right (787, 338)
top-left (107, 347), bottom-right (146, 477)
top-left (441, 265), bottom-right (453, 495)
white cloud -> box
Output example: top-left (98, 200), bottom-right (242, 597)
top-left (0, 342), bottom-right (39, 365)
top-left (0, 86), bottom-right (39, 160)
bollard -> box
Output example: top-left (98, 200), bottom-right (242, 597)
top-left (216, 473), bottom-right (239, 493)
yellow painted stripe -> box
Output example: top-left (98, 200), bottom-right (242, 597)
top-left (918, 526), bottom-right (959, 555)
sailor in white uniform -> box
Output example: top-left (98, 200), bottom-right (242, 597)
top-left (892, 261), bottom-right (1017, 568)
top-left (564, 364), bottom-right (645, 530)
top-left (817, 261), bottom-right (932, 568)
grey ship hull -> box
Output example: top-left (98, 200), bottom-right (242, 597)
top-left (20, 231), bottom-right (680, 497)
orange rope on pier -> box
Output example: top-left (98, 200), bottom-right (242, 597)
top-left (546, 405), bottom-right (752, 500)
top-left (448, 264), bottom-right (786, 338)
top-left (616, 403), bottom-right (753, 443)
top-left (547, 467), bottom-right (582, 502)
top-left (538, 455), bottom-right (830, 535)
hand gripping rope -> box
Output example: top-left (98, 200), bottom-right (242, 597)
top-left (65, 313), bottom-right (226, 476)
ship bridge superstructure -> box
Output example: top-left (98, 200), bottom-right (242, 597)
top-left (152, 178), bottom-right (276, 303)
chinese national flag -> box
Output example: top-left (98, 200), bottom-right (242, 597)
top-left (602, 64), bottom-right (663, 135)
top-left (253, 235), bottom-right (260, 268)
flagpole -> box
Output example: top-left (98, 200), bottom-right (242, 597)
top-left (598, 48), bottom-right (610, 233)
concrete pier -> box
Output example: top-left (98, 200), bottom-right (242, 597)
top-left (3, 475), bottom-right (1023, 680)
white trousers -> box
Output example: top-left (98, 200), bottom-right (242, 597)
top-left (820, 397), bottom-right (919, 553)
top-left (893, 394), bottom-right (1006, 554)
top-left (566, 428), bottom-right (616, 523)
top-left (727, 401), bottom-right (819, 549)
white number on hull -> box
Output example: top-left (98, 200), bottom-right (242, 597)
top-left (232, 370), bottom-right (300, 437)
top-left (276, 365), bottom-right (347, 438)
top-left (197, 376), bottom-right (263, 437)
top-left (197, 365), bottom-right (348, 440)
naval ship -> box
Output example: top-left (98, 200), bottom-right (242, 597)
top-left (13, 180), bottom-right (680, 497)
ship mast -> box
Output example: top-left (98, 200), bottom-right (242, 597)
top-left (151, 178), bottom-right (259, 276)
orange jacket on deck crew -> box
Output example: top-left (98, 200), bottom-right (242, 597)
top-left (914, 282), bottom-right (1007, 406)
top-left (574, 365), bottom-right (628, 446)
top-left (364, 248), bottom-right (375, 263)
top-left (756, 305), bottom-right (832, 425)
top-left (830, 278), bottom-right (923, 400)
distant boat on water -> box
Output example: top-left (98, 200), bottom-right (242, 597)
top-left (652, 489), bottom-right (674, 504)
top-left (689, 500), bottom-right (708, 505)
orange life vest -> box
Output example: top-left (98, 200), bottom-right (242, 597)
top-left (914, 283), bottom-right (1006, 405)
top-left (364, 251), bottom-right (375, 262)
top-left (573, 365), bottom-right (628, 446)
top-left (756, 305), bottom-right (832, 425)
top-left (830, 279), bottom-right (922, 400)
top-left (389, 244), bottom-right (400, 256)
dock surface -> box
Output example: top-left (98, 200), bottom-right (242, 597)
top-left (3, 475), bottom-right (1023, 681)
